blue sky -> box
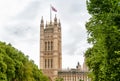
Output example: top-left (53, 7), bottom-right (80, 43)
top-left (0, 0), bottom-right (91, 68)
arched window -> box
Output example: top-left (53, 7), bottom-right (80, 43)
top-left (48, 59), bottom-right (50, 68)
top-left (45, 59), bottom-right (47, 68)
top-left (45, 42), bottom-right (47, 51)
top-left (48, 41), bottom-right (50, 50)
top-left (51, 41), bottom-right (53, 50)
top-left (51, 59), bottom-right (53, 68)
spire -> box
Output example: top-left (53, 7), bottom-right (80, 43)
top-left (83, 57), bottom-right (88, 71)
top-left (50, 20), bottom-right (52, 25)
top-left (58, 19), bottom-right (61, 27)
top-left (40, 16), bottom-right (44, 27)
top-left (54, 14), bottom-right (57, 25)
top-left (46, 21), bottom-right (48, 28)
top-left (76, 62), bottom-right (81, 70)
top-left (78, 62), bottom-right (80, 66)
top-left (54, 14), bottom-right (57, 22)
top-left (41, 16), bottom-right (44, 23)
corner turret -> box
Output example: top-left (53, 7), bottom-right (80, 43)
top-left (76, 62), bottom-right (81, 70)
top-left (40, 16), bottom-right (44, 27)
top-left (54, 14), bottom-right (57, 26)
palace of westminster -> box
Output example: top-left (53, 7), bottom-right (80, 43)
top-left (40, 15), bottom-right (91, 81)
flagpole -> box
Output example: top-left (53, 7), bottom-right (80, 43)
top-left (50, 4), bottom-right (52, 21)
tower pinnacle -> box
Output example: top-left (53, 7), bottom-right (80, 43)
top-left (40, 16), bottom-right (62, 81)
top-left (40, 16), bottom-right (44, 27)
top-left (54, 14), bottom-right (57, 25)
top-left (58, 19), bottom-right (61, 26)
top-left (41, 16), bottom-right (44, 23)
top-left (46, 21), bottom-right (48, 28)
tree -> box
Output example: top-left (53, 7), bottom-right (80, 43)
top-left (55, 77), bottom-right (64, 81)
top-left (85, 0), bottom-right (120, 81)
top-left (79, 79), bottom-right (84, 81)
top-left (0, 41), bottom-right (49, 81)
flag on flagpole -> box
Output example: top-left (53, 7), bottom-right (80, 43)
top-left (51, 5), bottom-right (57, 12)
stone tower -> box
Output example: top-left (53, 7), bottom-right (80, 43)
top-left (40, 15), bottom-right (62, 81)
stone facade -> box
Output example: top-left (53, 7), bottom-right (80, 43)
top-left (40, 15), bottom-right (62, 81)
top-left (40, 16), bottom-right (90, 81)
top-left (58, 62), bottom-right (91, 81)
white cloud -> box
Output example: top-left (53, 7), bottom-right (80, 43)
top-left (0, 0), bottom-right (91, 68)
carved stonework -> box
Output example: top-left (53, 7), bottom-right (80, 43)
top-left (40, 16), bottom-right (90, 81)
top-left (40, 16), bottom-right (62, 81)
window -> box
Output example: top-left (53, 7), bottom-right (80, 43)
top-left (45, 42), bottom-right (47, 51)
top-left (51, 59), bottom-right (53, 68)
top-left (48, 41), bottom-right (50, 50)
top-left (45, 59), bottom-right (47, 68)
top-left (51, 41), bottom-right (53, 50)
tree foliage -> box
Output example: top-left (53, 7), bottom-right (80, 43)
top-left (55, 77), bottom-right (64, 81)
top-left (79, 79), bottom-right (84, 81)
top-left (85, 0), bottom-right (120, 81)
top-left (0, 41), bottom-right (49, 81)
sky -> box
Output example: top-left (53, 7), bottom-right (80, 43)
top-left (0, 0), bottom-right (92, 69)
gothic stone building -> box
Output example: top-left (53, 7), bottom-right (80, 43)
top-left (40, 15), bottom-right (90, 81)
top-left (58, 61), bottom-right (91, 81)
top-left (40, 15), bottom-right (62, 81)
